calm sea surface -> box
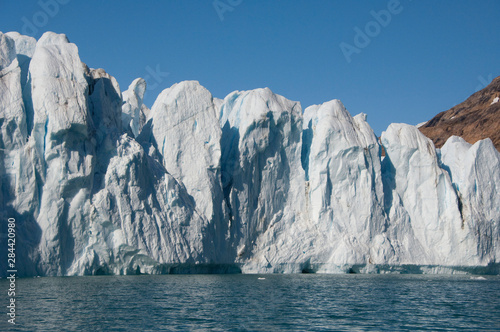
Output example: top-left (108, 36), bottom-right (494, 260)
top-left (1, 274), bottom-right (499, 331)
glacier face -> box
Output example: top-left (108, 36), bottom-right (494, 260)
top-left (381, 124), bottom-right (471, 266)
top-left (0, 31), bottom-right (499, 277)
top-left (219, 88), bottom-right (306, 272)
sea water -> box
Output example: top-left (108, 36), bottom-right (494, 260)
top-left (1, 274), bottom-right (499, 331)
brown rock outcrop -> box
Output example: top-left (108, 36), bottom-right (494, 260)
top-left (419, 76), bottom-right (500, 151)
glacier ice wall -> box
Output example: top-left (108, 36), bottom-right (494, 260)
top-left (440, 136), bottom-right (500, 263)
top-left (301, 102), bottom-right (393, 271)
top-left (382, 124), bottom-right (472, 266)
top-left (0, 31), bottom-right (499, 276)
top-left (219, 88), bottom-right (306, 272)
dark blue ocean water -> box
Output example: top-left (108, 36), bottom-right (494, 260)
top-left (1, 274), bottom-right (499, 331)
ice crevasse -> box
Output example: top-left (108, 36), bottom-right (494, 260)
top-left (0, 31), bottom-right (498, 276)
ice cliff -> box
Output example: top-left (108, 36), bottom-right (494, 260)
top-left (1, 32), bottom-right (499, 276)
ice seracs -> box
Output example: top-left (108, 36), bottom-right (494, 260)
top-left (29, 31), bottom-right (95, 275)
top-left (0, 32), bottom-right (40, 277)
top-left (85, 133), bottom-right (210, 275)
top-left (4, 32), bottom-right (36, 89)
top-left (219, 88), bottom-right (305, 270)
top-left (122, 78), bottom-right (148, 137)
top-left (141, 81), bottom-right (228, 261)
top-left (381, 124), bottom-right (473, 265)
top-left (440, 136), bottom-right (500, 263)
top-left (145, 81), bottom-right (223, 223)
top-left (0, 31), bottom-right (499, 276)
top-left (300, 101), bottom-right (392, 271)
top-left (0, 32), bottom-right (27, 150)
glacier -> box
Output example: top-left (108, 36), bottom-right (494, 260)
top-left (0, 31), bottom-right (499, 277)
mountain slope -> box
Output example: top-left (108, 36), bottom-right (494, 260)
top-left (419, 76), bottom-right (500, 151)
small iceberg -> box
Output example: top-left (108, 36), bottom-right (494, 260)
top-left (470, 276), bottom-right (487, 280)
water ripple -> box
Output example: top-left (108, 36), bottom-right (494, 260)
top-left (1, 274), bottom-right (499, 331)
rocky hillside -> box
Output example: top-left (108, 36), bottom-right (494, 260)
top-left (419, 76), bottom-right (500, 151)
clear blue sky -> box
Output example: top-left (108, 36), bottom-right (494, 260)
top-left (1, 0), bottom-right (499, 134)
